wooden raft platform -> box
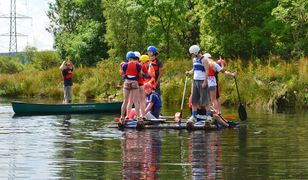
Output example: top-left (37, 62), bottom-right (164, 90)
top-left (107, 121), bottom-right (220, 130)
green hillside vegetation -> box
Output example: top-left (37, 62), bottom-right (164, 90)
top-left (0, 54), bottom-right (306, 110)
top-left (0, 0), bottom-right (307, 110)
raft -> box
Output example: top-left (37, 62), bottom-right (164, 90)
top-left (107, 119), bottom-right (237, 131)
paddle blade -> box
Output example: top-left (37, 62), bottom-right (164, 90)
top-left (223, 114), bottom-right (236, 120)
top-left (238, 104), bottom-right (247, 121)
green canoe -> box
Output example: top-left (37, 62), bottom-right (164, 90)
top-left (12, 101), bottom-right (122, 115)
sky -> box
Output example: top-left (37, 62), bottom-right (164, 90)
top-left (0, 0), bottom-right (54, 53)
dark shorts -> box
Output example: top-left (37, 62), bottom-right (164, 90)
top-left (216, 83), bottom-right (221, 98)
top-left (192, 80), bottom-right (210, 106)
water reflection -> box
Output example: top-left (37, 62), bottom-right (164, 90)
top-left (56, 114), bottom-right (75, 179)
top-left (2, 99), bottom-right (308, 179)
top-left (189, 131), bottom-right (223, 179)
top-left (238, 125), bottom-right (248, 179)
top-left (121, 130), bottom-right (161, 179)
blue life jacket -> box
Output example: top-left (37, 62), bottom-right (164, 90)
top-left (193, 57), bottom-right (205, 71)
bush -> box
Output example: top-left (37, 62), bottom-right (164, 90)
top-left (0, 57), bottom-right (306, 110)
top-left (0, 57), bottom-right (24, 73)
top-left (31, 51), bottom-right (62, 70)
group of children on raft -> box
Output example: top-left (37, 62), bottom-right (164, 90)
top-left (119, 46), bottom-right (163, 128)
top-left (119, 45), bottom-right (236, 129)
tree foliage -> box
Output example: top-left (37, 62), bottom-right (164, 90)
top-left (0, 57), bottom-right (24, 73)
top-left (47, 0), bottom-right (108, 66)
top-left (103, 0), bottom-right (191, 59)
top-left (47, 0), bottom-right (307, 63)
top-left (31, 51), bottom-right (62, 70)
top-left (272, 0), bottom-right (308, 58)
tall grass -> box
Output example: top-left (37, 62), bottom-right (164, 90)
top-left (0, 57), bottom-right (306, 109)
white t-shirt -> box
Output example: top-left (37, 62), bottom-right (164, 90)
top-left (208, 63), bottom-right (222, 87)
top-left (193, 58), bottom-right (206, 80)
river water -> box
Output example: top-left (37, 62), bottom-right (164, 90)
top-left (0, 101), bottom-right (307, 179)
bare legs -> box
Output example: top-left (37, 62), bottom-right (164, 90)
top-left (121, 88), bottom-right (140, 119)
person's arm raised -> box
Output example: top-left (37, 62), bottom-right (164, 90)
top-left (59, 61), bottom-right (66, 70)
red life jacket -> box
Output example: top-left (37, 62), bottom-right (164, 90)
top-left (208, 66), bottom-right (216, 76)
top-left (125, 61), bottom-right (139, 77)
top-left (138, 63), bottom-right (149, 85)
top-left (64, 69), bottom-right (73, 79)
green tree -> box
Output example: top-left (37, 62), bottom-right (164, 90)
top-left (0, 57), bottom-right (24, 73)
top-left (103, 0), bottom-right (190, 58)
top-left (141, 0), bottom-right (189, 58)
top-left (47, 0), bottom-right (108, 66)
top-left (31, 51), bottom-right (62, 70)
top-left (18, 46), bottom-right (38, 64)
top-left (272, 0), bottom-right (308, 57)
top-left (199, 0), bottom-right (279, 59)
top-left (103, 0), bottom-right (149, 58)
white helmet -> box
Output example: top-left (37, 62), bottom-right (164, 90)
top-left (203, 53), bottom-right (212, 59)
top-left (189, 45), bottom-right (200, 55)
top-left (134, 51), bottom-right (141, 58)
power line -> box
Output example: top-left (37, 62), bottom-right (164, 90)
top-left (0, 0), bottom-right (31, 55)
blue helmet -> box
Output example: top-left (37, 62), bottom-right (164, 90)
top-left (147, 46), bottom-right (157, 54)
top-left (126, 51), bottom-right (136, 60)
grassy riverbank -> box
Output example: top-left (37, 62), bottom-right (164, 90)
top-left (0, 57), bottom-right (307, 110)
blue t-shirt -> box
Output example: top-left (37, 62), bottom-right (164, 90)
top-left (146, 92), bottom-right (162, 118)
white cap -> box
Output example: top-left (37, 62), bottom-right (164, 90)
top-left (203, 53), bottom-right (212, 59)
top-left (134, 51), bottom-right (141, 58)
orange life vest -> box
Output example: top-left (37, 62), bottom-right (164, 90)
top-left (208, 66), bottom-right (216, 76)
top-left (125, 61), bottom-right (139, 77)
top-left (138, 63), bottom-right (149, 85)
top-left (151, 59), bottom-right (160, 71)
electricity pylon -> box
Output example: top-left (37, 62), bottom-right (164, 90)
top-left (0, 0), bottom-right (31, 55)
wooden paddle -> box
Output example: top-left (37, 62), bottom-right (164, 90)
top-left (210, 106), bottom-right (239, 128)
top-left (179, 75), bottom-right (189, 122)
top-left (234, 76), bottom-right (247, 121)
top-left (223, 114), bottom-right (236, 120)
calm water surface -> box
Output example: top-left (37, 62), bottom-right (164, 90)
top-left (0, 101), bottom-right (308, 179)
